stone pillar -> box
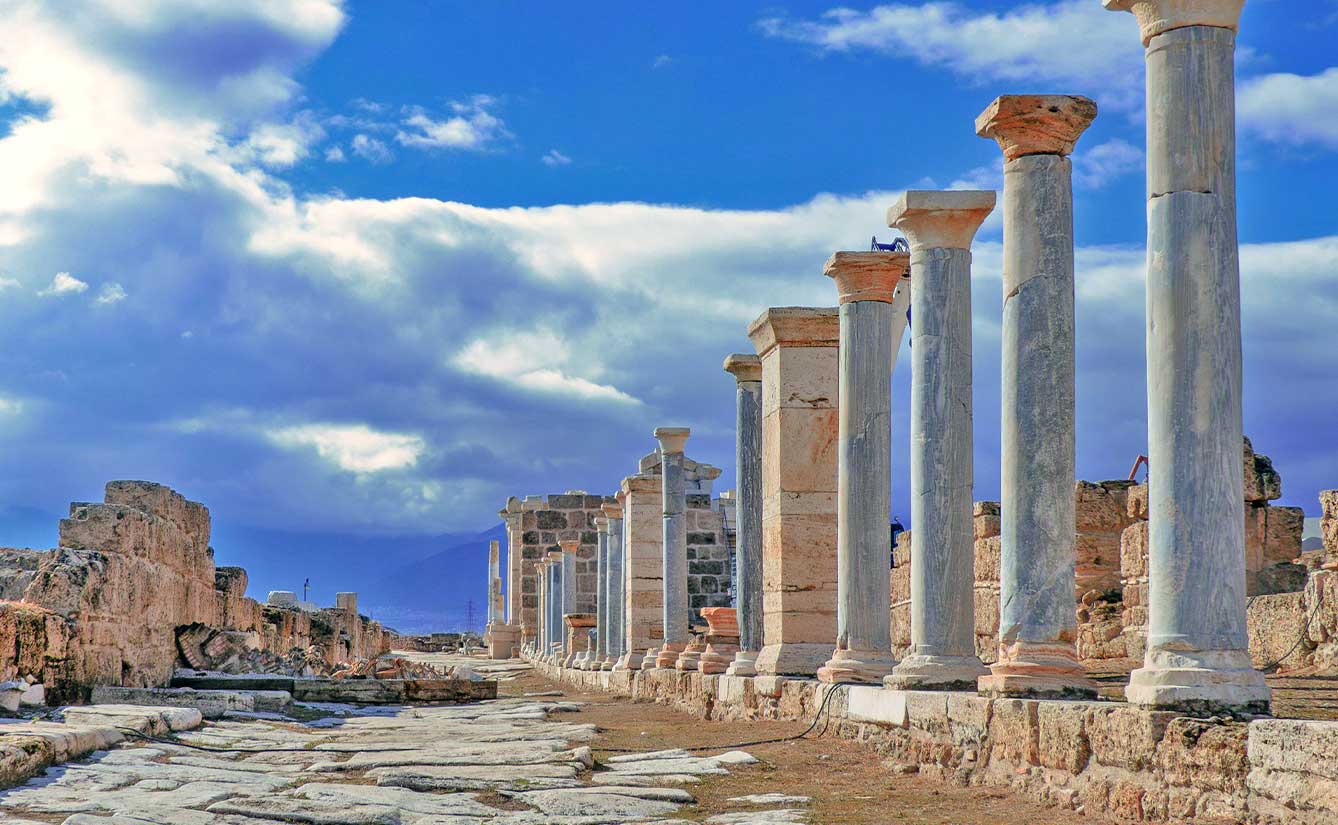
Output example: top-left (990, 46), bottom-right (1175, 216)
top-left (536, 556), bottom-right (550, 658)
top-left (593, 515), bottom-right (609, 667)
top-left (650, 427), bottom-right (691, 669)
top-left (1105, 0), bottom-right (1267, 714)
top-left (499, 499), bottom-right (522, 628)
top-left (974, 95), bottom-right (1099, 699)
top-left (602, 501), bottom-right (625, 670)
top-left (817, 251), bottom-right (909, 684)
top-left (723, 354), bottom-right (764, 677)
top-left (560, 539), bottom-right (578, 664)
top-left (615, 474), bottom-right (663, 671)
top-left (487, 540), bottom-right (503, 626)
top-left (748, 307), bottom-right (840, 676)
top-left (547, 550), bottom-right (564, 660)
top-left (885, 190), bottom-right (995, 691)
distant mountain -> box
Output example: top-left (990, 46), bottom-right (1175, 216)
top-left (1303, 537), bottom-right (1324, 552)
top-left (360, 524), bottom-right (508, 635)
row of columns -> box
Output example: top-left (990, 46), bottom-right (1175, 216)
top-left (519, 0), bottom-right (1265, 714)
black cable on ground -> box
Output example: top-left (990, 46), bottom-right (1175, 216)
top-left (590, 681), bottom-right (857, 755)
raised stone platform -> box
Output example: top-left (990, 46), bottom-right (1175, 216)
top-left (531, 657), bottom-right (1338, 823)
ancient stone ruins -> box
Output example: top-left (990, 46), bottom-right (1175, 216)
top-left (1, 2), bottom-right (1335, 823)
top-left (482, 4), bottom-right (1338, 821)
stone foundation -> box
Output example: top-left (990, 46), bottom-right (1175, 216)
top-left (532, 656), bottom-right (1338, 823)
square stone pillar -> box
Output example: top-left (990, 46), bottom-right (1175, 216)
top-left (499, 498), bottom-right (525, 632)
top-left (614, 473), bottom-right (663, 671)
top-left (747, 306), bottom-right (840, 676)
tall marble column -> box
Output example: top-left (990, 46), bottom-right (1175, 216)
top-left (1105, 0), bottom-right (1267, 714)
top-left (602, 501), bottom-right (625, 670)
top-left (487, 540), bottom-right (504, 626)
top-left (885, 190), bottom-right (996, 691)
top-left (548, 550), bottom-right (564, 661)
top-left (652, 427), bottom-right (692, 668)
top-left (749, 307), bottom-right (841, 676)
top-left (593, 515), bottom-right (610, 668)
top-left (535, 556), bottom-right (548, 658)
top-left (722, 354), bottom-right (764, 677)
top-left (974, 95), bottom-right (1100, 699)
top-left (615, 473), bottom-right (664, 671)
top-left (818, 251), bottom-right (910, 684)
top-left (559, 539), bottom-right (578, 663)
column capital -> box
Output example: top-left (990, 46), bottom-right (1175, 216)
top-left (975, 95), bottom-right (1097, 160)
top-left (722, 353), bottom-right (762, 383)
top-left (1103, 0), bottom-right (1244, 45)
top-left (746, 306), bottom-right (839, 358)
top-left (887, 190), bottom-right (996, 251)
top-left (593, 516), bottom-right (608, 532)
top-left (653, 426), bottom-right (690, 454)
top-left (621, 472), bottom-right (660, 495)
top-left (559, 539), bottom-right (580, 554)
top-left (823, 250), bottom-right (910, 304)
top-left (601, 502), bottom-right (623, 520)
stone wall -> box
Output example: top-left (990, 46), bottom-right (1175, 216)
top-left (686, 492), bottom-right (731, 624)
top-left (0, 481), bottom-right (389, 701)
top-left (507, 492), bottom-right (615, 636)
top-left (1322, 490), bottom-right (1338, 560)
top-left (535, 659), bottom-right (1338, 824)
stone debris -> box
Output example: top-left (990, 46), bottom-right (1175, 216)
top-left (705, 811), bottom-right (809, 824)
top-left (728, 793), bottom-right (812, 805)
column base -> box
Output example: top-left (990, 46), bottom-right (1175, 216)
top-left (699, 643), bottom-right (740, 675)
top-left (756, 643), bottom-right (835, 677)
top-left (612, 650), bottom-right (645, 672)
top-left (656, 641), bottom-right (688, 669)
top-left (599, 657), bottom-right (615, 671)
top-left (979, 641), bottom-right (1097, 699)
top-left (640, 646), bottom-right (662, 671)
top-left (725, 650), bottom-right (758, 677)
top-left (1126, 647), bottom-right (1271, 715)
top-left (675, 640), bottom-right (704, 672)
top-left (817, 647), bottom-right (896, 684)
top-left (886, 653), bottom-right (988, 691)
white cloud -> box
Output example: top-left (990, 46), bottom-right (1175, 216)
top-left (1239, 67), bottom-right (1338, 148)
top-left (652, 54), bottom-right (673, 69)
top-left (0, 397), bottom-right (21, 415)
top-left (1074, 138), bottom-right (1143, 188)
top-left (759, 1), bottom-right (1144, 110)
top-left (351, 134), bottom-right (393, 164)
top-left (395, 96), bottom-right (508, 150)
top-left (325, 145), bottom-right (346, 162)
top-left (241, 118), bottom-right (324, 168)
top-left (267, 423), bottom-right (425, 473)
top-left (39, 272), bottom-right (88, 296)
top-left (95, 282), bottom-right (128, 305)
top-left (0, 276), bottom-right (18, 290)
top-left (453, 331), bottom-right (641, 405)
top-left (542, 149), bottom-right (572, 167)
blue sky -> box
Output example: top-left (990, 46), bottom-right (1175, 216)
top-left (0, 0), bottom-right (1334, 631)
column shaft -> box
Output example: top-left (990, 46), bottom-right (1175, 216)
top-left (725, 360), bottom-right (763, 678)
top-left (596, 524), bottom-right (608, 662)
top-left (655, 428), bottom-right (691, 668)
top-left (607, 515), bottom-right (625, 666)
top-left (1124, 19), bottom-right (1268, 713)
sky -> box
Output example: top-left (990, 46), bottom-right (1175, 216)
top-left (0, 0), bottom-right (1335, 631)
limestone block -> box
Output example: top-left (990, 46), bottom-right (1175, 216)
top-left (1247, 591), bottom-right (1311, 670)
top-left (1126, 483), bottom-right (1148, 520)
top-left (1243, 437), bottom-right (1282, 503)
top-left (1037, 701), bottom-right (1092, 772)
top-left (1156, 717), bottom-right (1249, 794)
top-left (1076, 481), bottom-right (1137, 533)
top-left (1322, 490), bottom-right (1338, 554)
top-left (987, 698), bottom-right (1039, 765)
top-left (1120, 522), bottom-right (1149, 579)
top-left (1086, 705), bottom-right (1176, 771)
top-left (973, 588), bottom-right (999, 638)
top-left (972, 501), bottom-right (1001, 541)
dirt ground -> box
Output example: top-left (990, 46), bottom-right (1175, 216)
top-left (500, 668), bottom-right (1114, 825)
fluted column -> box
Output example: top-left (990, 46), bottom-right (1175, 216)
top-left (749, 307), bottom-right (841, 676)
top-left (885, 190), bottom-right (995, 691)
top-left (818, 251), bottom-right (910, 684)
top-left (975, 95), bottom-right (1100, 699)
top-left (722, 354), bottom-right (763, 677)
top-left (651, 427), bottom-right (691, 668)
top-left (1105, 0), bottom-right (1267, 714)
top-left (602, 501), bottom-right (624, 670)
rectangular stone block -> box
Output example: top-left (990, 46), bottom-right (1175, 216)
top-left (847, 686), bottom-right (908, 727)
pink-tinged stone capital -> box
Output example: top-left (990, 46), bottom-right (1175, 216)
top-left (1103, 0), bottom-right (1244, 45)
top-left (722, 353), bottom-right (762, 383)
top-left (653, 426), bottom-right (690, 454)
top-left (887, 190), bottom-right (996, 251)
top-left (747, 306), bottom-right (839, 358)
top-left (823, 250), bottom-right (910, 305)
top-left (975, 95), bottom-right (1097, 160)
top-left (601, 502), bottom-right (622, 520)
top-left (559, 539), bottom-right (579, 554)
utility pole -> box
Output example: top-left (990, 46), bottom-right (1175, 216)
top-left (303, 578), bottom-right (310, 602)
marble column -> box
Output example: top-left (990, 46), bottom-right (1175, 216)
top-left (535, 556), bottom-right (547, 658)
top-left (974, 95), bottom-right (1100, 699)
top-left (652, 427), bottom-right (692, 669)
top-left (487, 540), bottom-right (503, 626)
top-left (559, 539), bottom-right (578, 664)
top-left (748, 307), bottom-right (841, 676)
top-left (548, 550), bottom-right (564, 661)
top-left (722, 354), bottom-right (764, 677)
top-left (614, 473), bottom-right (664, 671)
top-left (602, 501), bottom-right (625, 670)
top-left (499, 499), bottom-right (528, 641)
top-left (885, 190), bottom-right (996, 691)
top-left (1105, 0), bottom-right (1268, 714)
top-left (817, 251), bottom-right (910, 684)
top-left (593, 515), bottom-right (610, 668)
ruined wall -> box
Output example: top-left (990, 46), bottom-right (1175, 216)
top-left (510, 492), bottom-right (616, 636)
top-left (1321, 489), bottom-right (1338, 560)
top-left (0, 481), bottom-right (389, 700)
top-left (686, 493), bottom-right (731, 624)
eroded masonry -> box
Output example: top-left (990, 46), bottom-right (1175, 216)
top-left (484, 3), bottom-right (1338, 821)
top-left (0, 480), bottom-right (392, 704)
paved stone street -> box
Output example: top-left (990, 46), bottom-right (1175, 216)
top-left (0, 659), bottom-right (807, 825)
